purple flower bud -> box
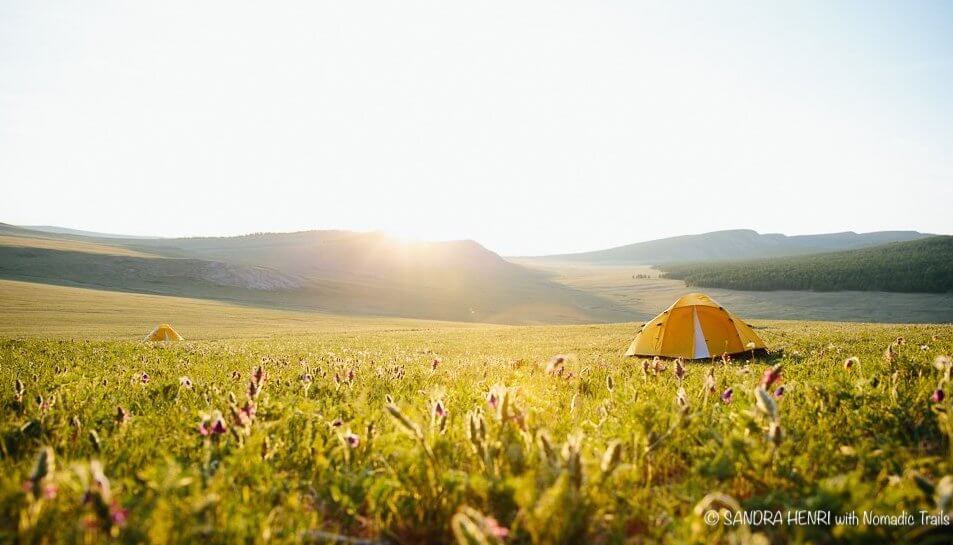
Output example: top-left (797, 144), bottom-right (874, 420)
top-left (760, 365), bottom-right (782, 388)
top-left (774, 386), bottom-right (785, 398)
top-left (932, 389), bottom-right (945, 403)
top-left (199, 413), bottom-right (227, 436)
top-left (721, 388), bottom-right (733, 404)
top-left (345, 431), bottom-right (360, 448)
top-left (211, 418), bottom-right (226, 435)
top-left (111, 503), bottom-right (129, 526)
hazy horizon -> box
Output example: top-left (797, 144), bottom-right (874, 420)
top-left (2, 1), bottom-right (952, 255)
top-left (10, 222), bottom-right (946, 258)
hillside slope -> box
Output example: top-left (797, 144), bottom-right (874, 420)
top-left (0, 225), bottom-right (632, 324)
top-left (531, 229), bottom-right (931, 265)
top-left (661, 236), bottom-right (953, 293)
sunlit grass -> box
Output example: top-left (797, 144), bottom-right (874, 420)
top-left (2, 320), bottom-right (953, 543)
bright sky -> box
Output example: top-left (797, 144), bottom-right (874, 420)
top-left (1, 1), bottom-right (951, 255)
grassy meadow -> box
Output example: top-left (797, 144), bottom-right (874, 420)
top-left (2, 281), bottom-right (953, 544)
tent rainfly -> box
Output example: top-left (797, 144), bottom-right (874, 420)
top-left (144, 323), bottom-right (183, 342)
top-left (625, 293), bottom-right (766, 360)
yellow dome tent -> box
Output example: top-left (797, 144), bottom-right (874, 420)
top-left (625, 293), bottom-right (766, 359)
top-left (144, 324), bottom-right (183, 342)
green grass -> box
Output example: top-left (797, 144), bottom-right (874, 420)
top-left (3, 282), bottom-right (953, 543)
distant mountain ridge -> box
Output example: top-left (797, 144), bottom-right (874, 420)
top-left (533, 229), bottom-right (933, 265)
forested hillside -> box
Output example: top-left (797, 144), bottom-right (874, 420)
top-left (661, 236), bottom-right (953, 293)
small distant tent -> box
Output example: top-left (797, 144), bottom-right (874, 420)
top-left (625, 293), bottom-right (766, 359)
top-left (144, 324), bottom-right (183, 342)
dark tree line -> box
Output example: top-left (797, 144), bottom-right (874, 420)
top-left (660, 236), bottom-right (953, 293)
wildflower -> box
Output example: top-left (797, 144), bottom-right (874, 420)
top-left (432, 399), bottom-right (449, 433)
top-left (115, 406), bottom-right (130, 425)
top-left (111, 505), bottom-right (129, 527)
top-left (676, 387), bottom-right (688, 408)
top-left (484, 516), bottom-right (510, 540)
top-left (934, 355), bottom-right (952, 371)
top-left (721, 353), bottom-right (732, 365)
top-left (233, 400), bottom-right (256, 429)
top-left (179, 376), bottom-right (193, 389)
top-left (433, 399), bottom-right (448, 419)
top-left (721, 387), bottom-right (734, 404)
top-left (932, 389), bottom-right (946, 404)
top-left (844, 357), bottom-right (859, 371)
top-left (653, 356), bottom-right (666, 374)
top-left (545, 355), bottom-right (566, 376)
top-left (432, 357), bottom-right (441, 370)
top-left (139, 373), bottom-right (150, 384)
top-left (921, 345), bottom-right (930, 351)
top-left (641, 359), bottom-right (651, 376)
top-left (385, 394), bottom-right (394, 404)
top-left (248, 365), bottom-right (266, 399)
top-left (487, 389), bottom-right (499, 410)
top-left (82, 460), bottom-right (126, 530)
top-left (760, 364), bottom-right (782, 388)
top-left (231, 371), bottom-right (241, 381)
top-left (606, 375), bottom-right (614, 392)
top-left (896, 337), bottom-right (907, 346)
top-left (754, 387), bottom-right (778, 420)
top-left (344, 430), bottom-right (360, 448)
top-left (199, 411), bottom-right (227, 436)
top-left (674, 358), bottom-right (685, 382)
top-left (884, 344), bottom-right (897, 364)
top-left (933, 335), bottom-right (940, 342)
top-left (347, 368), bottom-right (355, 383)
top-left (330, 417), bottom-right (343, 428)
top-left (774, 386), bottom-right (785, 398)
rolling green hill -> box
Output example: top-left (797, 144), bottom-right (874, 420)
top-left (530, 229), bottom-right (931, 264)
top-left (661, 236), bottom-right (953, 293)
top-left (0, 224), bottom-right (632, 324)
